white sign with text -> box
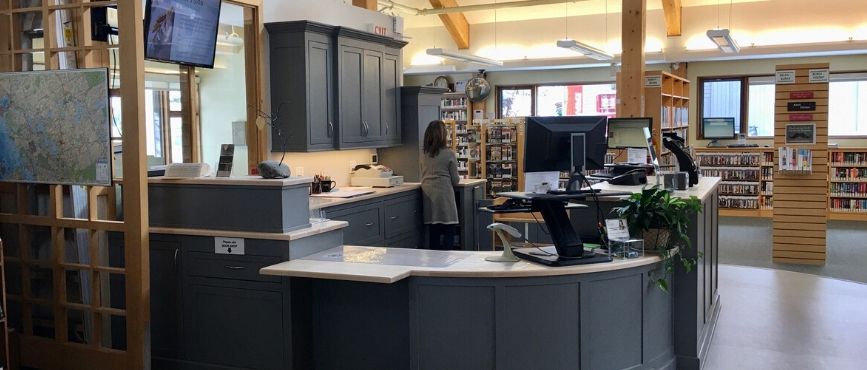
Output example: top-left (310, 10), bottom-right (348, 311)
top-left (215, 237), bottom-right (245, 255)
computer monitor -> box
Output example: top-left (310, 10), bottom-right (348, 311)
top-left (703, 117), bottom-right (736, 141)
top-left (608, 117), bottom-right (652, 148)
top-left (524, 116), bottom-right (608, 173)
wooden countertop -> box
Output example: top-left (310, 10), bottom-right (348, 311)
top-left (260, 245), bottom-right (665, 284)
top-left (147, 175), bottom-right (314, 187)
top-left (309, 179), bottom-right (488, 210)
top-left (151, 220), bottom-right (348, 241)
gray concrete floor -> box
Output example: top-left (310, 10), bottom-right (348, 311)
top-left (719, 217), bottom-right (867, 283)
top-left (706, 265), bottom-right (867, 370)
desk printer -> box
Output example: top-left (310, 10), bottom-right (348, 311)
top-left (350, 164), bottom-right (404, 187)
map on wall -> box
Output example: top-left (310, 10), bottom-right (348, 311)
top-left (0, 68), bottom-right (112, 186)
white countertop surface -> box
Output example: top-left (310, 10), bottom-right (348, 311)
top-left (151, 220), bottom-right (348, 241)
top-left (148, 175), bottom-right (314, 187)
top-left (309, 179), bottom-right (488, 210)
top-left (260, 245), bottom-right (665, 284)
top-left (588, 176), bottom-right (721, 202)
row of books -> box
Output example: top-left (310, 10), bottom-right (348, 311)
top-left (442, 110), bottom-right (468, 121)
top-left (829, 182), bottom-right (867, 196)
top-left (487, 146), bottom-right (515, 161)
top-left (831, 168), bottom-right (867, 180)
top-left (719, 182), bottom-right (760, 196)
top-left (701, 168), bottom-right (760, 181)
top-left (486, 126), bottom-right (517, 144)
top-left (762, 181), bottom-right (773, 193)
top-left (441, 96), bottom-right (468, 108)
top-left (719, 196), bottom-right (760, 209)
top-left (830, 152), bottom-right (867, 166)
top-left (488, 179), bottom-right (517, 197)
top-left (660, 106), bottom-right (689, 128)
top-left (830, 199), bottom-right (867, 213)
top-left (760, 197), bottom-right (773, 210)
top-left (761, 167), bottom-right (774, 180)
top-left (697, 153), bottom-right (762, 167)
top-left (487, 164), bottom-right (515, 179)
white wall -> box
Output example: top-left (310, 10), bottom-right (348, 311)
top-left (199, 51), bottom-right (249, 176)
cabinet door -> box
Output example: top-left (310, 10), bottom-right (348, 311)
top-left (329, 205), bottom-right (385, 246)
top-left (150, 239), bottom-right (181, 360)
top-left (381, 53), bottom-right (400, 145)
top-left (339, 44), bottom-right (366, 145)
top-left (308, 39), bottom-right (334, 147)
top-left (183, 278), bottom-right (286, 370)
top-left (362, 49), bottom-right (383, 141)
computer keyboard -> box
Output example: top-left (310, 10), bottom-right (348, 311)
top-left (726, 143), bottom-right (760, 148)
top-left (546, 189), bottom-right (602, 195)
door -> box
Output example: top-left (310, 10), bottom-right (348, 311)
top-left (308, 39), bottom-right (334, 147)
top-left (339, 44), bottom-right (366, 145)
top-left (362, 49), bottom-right (383, 141)
top-left (382, 53), bottom-right (400, 145)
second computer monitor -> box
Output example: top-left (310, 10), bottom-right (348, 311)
top-left (524, 115), bottom-right (608, 173)
top-left (608, 117), bottom-right (653, 148)
top-left (703, 117), bottom-right (736, 139)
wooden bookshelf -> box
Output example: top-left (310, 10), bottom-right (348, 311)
top-left (644, 71), bottom-right (690, 169)
top-left (696, 147), bottom-right (774, 218)
top-left (480, 118), bottom-right (525, 197)
top-left (828, 149), bottom-right (867, 220)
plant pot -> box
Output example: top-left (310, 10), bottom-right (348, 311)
top-left (640, 228), bottom-right (671, 249)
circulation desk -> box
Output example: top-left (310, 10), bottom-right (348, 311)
top-left (262, 177), bottom-right (722, 370)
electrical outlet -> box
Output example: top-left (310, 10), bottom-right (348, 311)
top-left (349, 160), bottom-right (357, 171)
top-left (295, 167), bottom-right (304, 176)
top-left (371, 154), bottom-right (378, 164)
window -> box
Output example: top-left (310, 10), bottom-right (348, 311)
top-left (498, 86), bottom-right (534, 118)
top-left (829, 73), bottom-right (867, 136)
top-left (536, 83), bottom-right (617, 117)
top-left (700, 73), bottom-right (867, 138)
top-left (497, 83), bottom-right (617, 118)
top-left (747, 76), bottom-right (775, 137)
top-left (700, 78), bottom-right (743, 136)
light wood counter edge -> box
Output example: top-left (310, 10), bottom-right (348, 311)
top-left (260, 247), bottom-right (665, 283)
top-left (150, 220), bottom-right (348, 241)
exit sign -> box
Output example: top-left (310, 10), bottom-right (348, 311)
top-left (369, 24), bottom-right (388, 36)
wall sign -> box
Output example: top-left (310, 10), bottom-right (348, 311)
top-left (787, 102), bottom-right (817, 112)
top-left (215, 237), bottom-right (245, 255)
top-left (785, 123), bottom-right (816, 144)
top-left (808, 69), bottom-right (830, 83)
top-left (775, 70), bottom-right (796, 84)
top-left (368, 24), bottom-right (388, 36)
top-left (790, 91), bottom-right (814, 99)
top-left (644, 75), bottom-right (662, 88)
top-left (789, 113), bottom-right (814, 121)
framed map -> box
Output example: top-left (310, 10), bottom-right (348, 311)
top-left (0, 68), bottom-right (112, 186)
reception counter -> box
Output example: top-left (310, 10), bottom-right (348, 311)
top-left (261, 177), bottom-right (722, 370)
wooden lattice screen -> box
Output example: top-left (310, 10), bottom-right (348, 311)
top-left (0, 1), bottom-right (149, 369)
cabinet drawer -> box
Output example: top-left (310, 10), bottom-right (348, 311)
top-left (384, 196), bottom-right (420, 238)
top-left (332, 207), bottom-right (383, 245)
top-left (386, 233), bottom-right (421, 249)
top-left (186, 252), bottom-right (282, 283)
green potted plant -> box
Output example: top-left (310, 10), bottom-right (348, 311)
top-left (612, 187), bottom-right (703, 292)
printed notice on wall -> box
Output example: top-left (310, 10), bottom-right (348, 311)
top-left (808, 69), bottom-right (829, 83)
top-left (215, 237), bottom-right (245, 255)
top-left (644, 75), bottom-right (662, 88)
top-left (775, 70), bottom-right (796, 84)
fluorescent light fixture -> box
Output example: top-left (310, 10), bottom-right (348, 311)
top-left (425, 48), bottom-right (503, 66)
top-left (556, 39), bottom-right (613, 61)
top-left (706, 29), bottom-right (740, 53)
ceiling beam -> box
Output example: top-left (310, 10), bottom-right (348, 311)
top-left (430, 0), bottom-right (471, 49)
top-left (661, 0), bottom-right (682, 37)
top-left (352, 0), bottom-right (378, 10)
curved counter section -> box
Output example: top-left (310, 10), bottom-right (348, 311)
top-left (262, 247), bottom-right (675, 370)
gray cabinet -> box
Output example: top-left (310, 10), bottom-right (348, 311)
top-left (455, 184), bottom-right (485, 250)
top-left (265, 21), bottom-right (406, 152)
top-left (378, 87), bottom-right (448, 182)
top-left (265, 21), bottom-right (336, 151)
top-left (325, 191), bottom-right (422, 248)
top-left (150, 238), bottom-right (181, 363)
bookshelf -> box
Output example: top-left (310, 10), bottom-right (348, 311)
top-left (644, 71), bottom-right (691, 169)
top-left (444, 120), bottom-right (483, 179)
top-left (440, 92), bottom-right (470, 121)
top-left (696, 148), bottom-right (775, 218)
top-left (828, 149), bottom-right (867, 220)
top-left (481, 119), bottom-right (525, 197)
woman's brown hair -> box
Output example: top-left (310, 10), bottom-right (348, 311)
top-left (423, 120), bottom-right (448, 158)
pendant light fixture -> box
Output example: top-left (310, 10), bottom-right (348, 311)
top-left (706, 0), bottom-right (740, 53)
top-left (557, 0), bottom-right (612, 61)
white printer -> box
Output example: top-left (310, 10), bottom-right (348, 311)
top-left (350, 165), bottom-right (404, 187)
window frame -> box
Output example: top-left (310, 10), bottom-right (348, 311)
top-left (496, 85), bottom-right (536, 118)
top-left (828, 71), bottom-right (867, 138)
top-left (697, 76), bottom-right (751, 139)
top-left (496, 81), bottom-right (618, 119)
top-left (698, 71), bottom-right (867, 139)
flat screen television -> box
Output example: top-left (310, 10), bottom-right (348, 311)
top-left (144, 0), bottom-right (222, 68)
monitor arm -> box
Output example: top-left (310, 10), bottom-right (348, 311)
top-left (662, 137), bottom-right (699, 187)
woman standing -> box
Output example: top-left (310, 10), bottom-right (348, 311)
top-left (421, 120), bottom-right (461, 250)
